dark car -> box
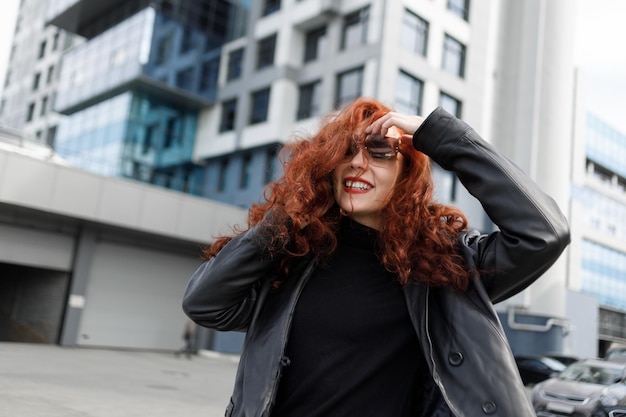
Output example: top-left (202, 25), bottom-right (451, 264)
top-left (515, 355), bottom-right (567, 386)
top-left (532, 358), bottom-right (626, 417)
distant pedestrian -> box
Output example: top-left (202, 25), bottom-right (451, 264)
top-left (175, 319), bottom-right (196, 359)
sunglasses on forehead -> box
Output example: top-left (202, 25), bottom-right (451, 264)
top-left (347, 134), bottom-right (400, 161)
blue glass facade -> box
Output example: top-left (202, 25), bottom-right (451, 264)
top-left (581, 239), bottom-right (626, 311)
top-left (575, 114), bottom-right (626, 312)
top-left (586, 113), bottom-right (626, 179)
top-left (51, 1), bottom-right (247, 192)
top-left (55, 93), bottom-right (131, 177)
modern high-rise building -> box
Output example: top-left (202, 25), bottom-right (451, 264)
top-left (7, 0), bottom-right (618, 357)
top-left (569, 70), bottom-right (626, 356)
top-left (0, 0), bottom-right (81, 145)
top-left (46, 0), bottom-right (249, 195)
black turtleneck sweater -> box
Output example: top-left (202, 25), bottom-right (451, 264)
top-left (271, 218), bottom-right (427, 417)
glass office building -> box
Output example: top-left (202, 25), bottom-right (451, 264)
top-left (575, 114), bottom-right (626, 313)
top-left (48, 0), bottom-right (247, 192)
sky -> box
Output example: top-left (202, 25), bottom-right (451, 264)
top-left (0, 0), bottom-right (625, 131)
top-left (574, 0), bottom-right (626, 132)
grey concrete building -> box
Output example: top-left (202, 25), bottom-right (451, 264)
top-left (0, 0), bottom-right (81, 145)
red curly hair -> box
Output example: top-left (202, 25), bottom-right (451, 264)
top-left (204, 97), bottom-right (472, 291)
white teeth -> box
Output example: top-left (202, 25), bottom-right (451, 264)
top-left (345, 180), bottom-right (372, 190)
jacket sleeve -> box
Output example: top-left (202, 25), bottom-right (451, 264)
top-left (412, 107), bottom-right (570, 303)
top-left (182, 220), bottom-right (282, 332)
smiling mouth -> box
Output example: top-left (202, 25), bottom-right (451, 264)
top-left (344, 180), bottom-right (372, 191)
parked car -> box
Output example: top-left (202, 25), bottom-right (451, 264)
top-left (532, 358), bottom-right (626, 417)
top-left (515, 355), bottom-right (567, 386)
top-left (545, 353), bottom-right (582, 366)
top-left (606, 348), bottom-right (626, 363)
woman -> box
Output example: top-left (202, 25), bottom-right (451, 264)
top-left (183, 98), bottom-right (570, 417)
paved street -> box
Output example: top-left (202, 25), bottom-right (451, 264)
top-left (0, 342), bottom-right (239, 417)
top-left (0, 341), bottom-right (535, 416)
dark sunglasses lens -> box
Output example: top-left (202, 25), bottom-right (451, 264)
top-left (365, 134), bottom-right (396, 159)
top-left (345, 140), bottom-right (360, 157)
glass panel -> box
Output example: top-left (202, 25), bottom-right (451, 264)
top-left (257, 34), bottom-right (276, 69)
top-left (220, 99), bottom-right (237, 132)
top-left (304, 26), bottom-right (327, 62)
top-left (401, 9), bottom-right (428, 56)
top-left (439, 92), bottom-right (462, 117)
top-left (297, 80), bottom-right (322, 120)
top-left (336, 67), bottom-right (363, 108)
top-left (341, 7), bottom-right (369, 50)
top-left (447, 0), bottom-right (470, 21)
top-left (442, 34), bottom-right (465, 77)
top-left (227, 48), bottom-right (244, 80)
top-left (250, 88), bottom-right (271, 124)
top-left (263, 0), bottom-right (281, 16)
top-left (395, 71), bottom-right (422, 115)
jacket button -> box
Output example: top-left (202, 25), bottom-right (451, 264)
top-left (482, 401), bottom-right (496, 414)
top-left (448, 351), bottom-right (463, 366)
top-left (280, 356), bottom-right (291, 367)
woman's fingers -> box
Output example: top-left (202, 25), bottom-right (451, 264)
top-left (366, 112), bottom-right (424, 136)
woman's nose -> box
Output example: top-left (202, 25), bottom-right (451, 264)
top-left (349, 148), bottom-right (368, 168)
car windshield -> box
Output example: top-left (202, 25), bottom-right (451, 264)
top-left (559, 363), bottom-right (624, 385)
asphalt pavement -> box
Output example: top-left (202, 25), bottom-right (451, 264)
top-left (0, 341), bottom-right (534, 416)
top-left (0, 342), bottom-right (239, 417)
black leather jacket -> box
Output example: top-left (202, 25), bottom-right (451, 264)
top-left (183, 108), bottom-right (571, 417)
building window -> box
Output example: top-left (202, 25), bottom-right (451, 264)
top-left (336, 67), bottom-right (363, 109)
top-left (304, 26), bottom-right (327, 62)
top-left (442, 34), bottom-right (466, 78)
top-left (257, 34), bottom-right (276, 70)
top-left (175, 67), bottom-right (195, 90)
top-left (52, 30), bottom-right (60, 51)
top-left (439, 92), bottom-right (462, 117)
top-left (26, 102), bottom-right (35, 122)
top-left (240, 153), bottom-right (252, 188)
top-left (250, 88), bottom-right (271, 124)
top-left (164, 117), bottom-right (180, 148)
top-left (46, 125), bottom-right (57, 146)
top-left (341, 7), bottom-right (369, 50)
top-left (143, 124), bottom-right (155, 154)
top-left (263, 0), bottom-right (281, 16)
top-left (402, 9), bottom-right (428, 56)
top-left (395, 71), bottom-right (423, 115)
top-left (217, 158), bottom-right (229, 192)
top-left (448, 0), bottom-right (470, 21)
top-left (199, 58), bottom-right (219, 91)
top-left (38, 40), bottom-right (46, 59)
top-left (155, 34), bottom-right (172, 64)
top-left (227, 48), bottom-right (244, 81)
top-left (297, 80), bottom-right (322, 120)
top-left (32, 72), bottom-right (41, 91)
top-left (46, 65), bottom-right (54, 84)
top-left (220, 99), bottom-right (237, 132)
top-left (4, 71), bottom-right (10, 88)
top-left (181, 28), bottom-right (194, 52)
top-left (265, 146), bottom-right (278, 184)
top-left (40, 96), bottom-right (48, 116)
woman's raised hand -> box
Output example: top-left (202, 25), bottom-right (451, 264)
top-left (365, 111), bottom-right (425, 138)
